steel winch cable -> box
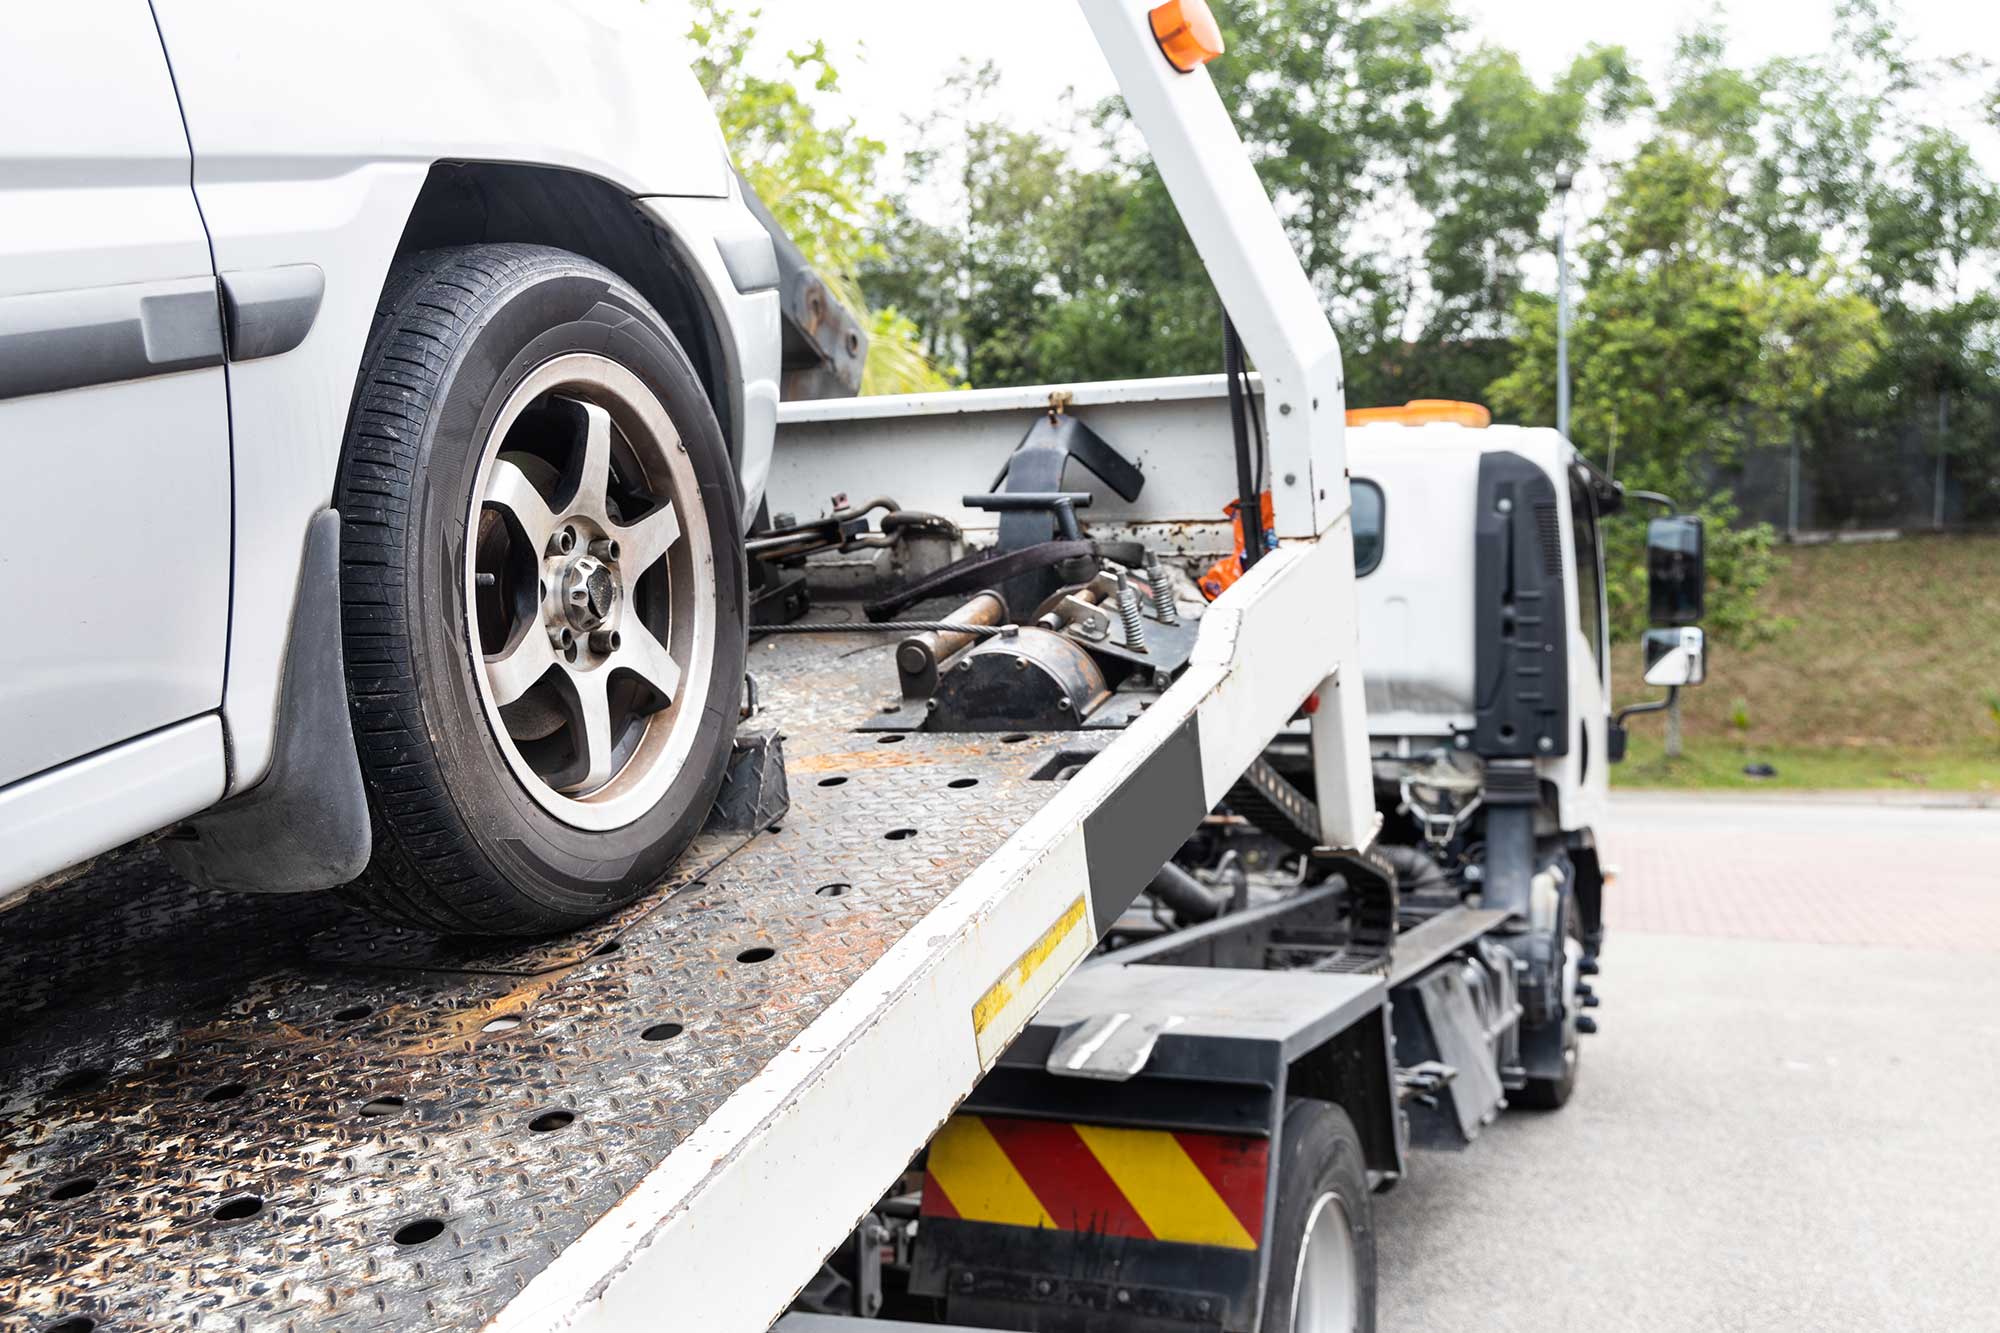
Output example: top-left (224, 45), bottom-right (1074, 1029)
top-left (753, 621), bottom-right (1011, 638)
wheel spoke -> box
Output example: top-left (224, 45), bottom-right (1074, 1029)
top-left (484, 628), bottom-right (556, 707)
top-left (615, 498), bottom-right (682, 576)
top-left (484, 459), bottom-right (558, 554)
top-left (563, 666), bottom-right (618, 794)
top-left (563, 397), bottom-right (616, 526)
top-left (612, 619), bottom-right (683, 704)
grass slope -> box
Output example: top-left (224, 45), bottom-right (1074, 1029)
top-left (1611, 533), bottom-right (2000, 791)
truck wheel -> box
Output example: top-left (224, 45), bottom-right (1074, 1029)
top-left (1260, 1100), bottom-right (1377, 1333)
top-left (335, 244), bottom-right (745, 936)
top-left (1513, 910), bottom-right (1584, 1110)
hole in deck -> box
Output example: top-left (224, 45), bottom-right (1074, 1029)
top-left (481, 1015), bottom-right (525, 1033)
top-left (640, 1022), bottom-right (685, 1042)
top-left (876, 733), bottom-right (906, 745)
top-left (1031, 750), bottom-right (1098, 781)
top-left (49, 1068), bottom-right (107, 1097)
top-left (817, 776), bottom-right (848, 787)
top-left (735, 946), bottom-right (776, 964)
top-left (212, 1195), bottom-right (264, 1223)
top-left (48, 1178), bottom-right (96, 1202)
top-left (1001, 732), bottom-right (1031, 744)
top-left (884, 827), bottom-right (918, 841)
top-left (42, 1319), bottom-right (95, 1333)
top-left (947, 777), bottom-right (979, 789)
top-left (528, 1110), bottom-right (576, 1134)
top-left (593, 939), bottom-right (622, 957)
top-left (359, 1095), bottom-right (406, 1118)
top-left (201, 1082), bottom-right (249, 1104)
top-left (333, 1004), bottom-right (373, 1022)
top-left (394, 1217), bottom-right (446, 1246)
top-left (815, 883), bottom-right (850, 898)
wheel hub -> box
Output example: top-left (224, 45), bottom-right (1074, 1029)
top-left (557, 552), bottom-right (621, 634)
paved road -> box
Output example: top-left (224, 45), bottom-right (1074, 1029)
top-left (1375, 793), bottom-right (2000, 1333)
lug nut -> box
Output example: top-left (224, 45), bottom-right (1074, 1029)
top-left (1577, 1015), bottom-right (1598, 1034)
top-left (556, 526), bottom-right (577, 554)
top-left (590, 538), bottom-right (620, 562)
top-left (590, 630), bottom-right (622, 655)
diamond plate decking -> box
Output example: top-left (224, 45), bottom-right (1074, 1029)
top-left (0, 623), bottom-right (1092, 1333)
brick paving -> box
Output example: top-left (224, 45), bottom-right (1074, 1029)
top-left (1605, 793), bottom-right (2000, 950)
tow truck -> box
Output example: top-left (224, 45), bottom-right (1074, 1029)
top-left (0, 5), bottom-right (1707, 1332)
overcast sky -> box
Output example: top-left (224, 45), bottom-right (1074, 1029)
top-left (718, 0), bottom-right (1996, 188)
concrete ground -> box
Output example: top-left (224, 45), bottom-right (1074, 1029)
top-left (1375, 793), bottom-right (2000, 1333)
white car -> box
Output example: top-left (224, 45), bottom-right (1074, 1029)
top-left (1, 0), bottom-right (780, 933)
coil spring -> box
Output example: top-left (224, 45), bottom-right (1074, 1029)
top-left (1144, 554), bottom-right (1180, 626)
top-left (1116, 571), bottom-right (1148, 652)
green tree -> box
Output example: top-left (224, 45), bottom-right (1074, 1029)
top-left (873, 1), bottom-right (1638, 404)
top-left (684, 1), bottom-right (956, 392)
top-left (1489, 136), bottom-right (1882, 643)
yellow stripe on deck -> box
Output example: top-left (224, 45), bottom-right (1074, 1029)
top-left (972, 894), bottom-right (1088, 1039)
top-left (926, 1116), bottom-right (1055, 1230)
top-left (1072, 1123), bottom-right (1258, 1250)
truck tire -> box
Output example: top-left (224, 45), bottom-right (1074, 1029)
top-left (334, 244), bottom-right (746, 936)
top-left (1514, 906), bottom-right (1584, 1110)
top-left (1259, 1100), bottom-right (1377, 1333)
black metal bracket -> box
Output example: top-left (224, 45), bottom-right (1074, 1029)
top-left (704, 731), bottom-right (791, 834)
top-left (982, 409), bottom-right (1145, 613)
top-left (990, 410), bottom-right (1146, 512)
top-left (962, 490), bottom-right (1094, 541)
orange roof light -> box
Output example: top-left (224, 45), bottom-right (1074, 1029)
top-left (1150, 0), bottom-right (1225, 72)
top-left (1345, 399), bottom-right (1492, 429)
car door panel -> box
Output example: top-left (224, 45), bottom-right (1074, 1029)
top-left (0, 3), bottom-right (231, 789)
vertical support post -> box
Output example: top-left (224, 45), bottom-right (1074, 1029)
top-left (1935, 391), bottom-right (1949, 531)
top-left (1478, 761), bottom-right (1539, 919)
top-left (1077, 0), bottom-right (1346, 540)
top-left (1307, 514), bottom-right (1377, 851)
top-left (1787, 424), bottom-right (1802, 539)
top-left (1309, 665), bottom-right (1376, 850)
top-left (1081, 0), bottom-right (1371, 846)
top-left (1555, 172), bottom-right (1572, 439)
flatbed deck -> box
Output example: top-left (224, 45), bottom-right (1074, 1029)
top-left (0, 623), bottom-right (1093, 1333)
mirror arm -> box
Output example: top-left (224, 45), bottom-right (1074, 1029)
top-left (1615, 686), bottom-right (1679, 729)
top-left (1625, 490), bottom-right (1679, 515)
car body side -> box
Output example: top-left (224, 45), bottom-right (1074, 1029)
top-left (0, 0), bottom-right (779, 901)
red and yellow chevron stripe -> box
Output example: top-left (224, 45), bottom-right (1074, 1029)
top-left (920, 1114), bottom-right (1269, 1250)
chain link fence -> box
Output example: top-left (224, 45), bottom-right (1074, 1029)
top-left (1712, 392), bottom-right (2000, 536)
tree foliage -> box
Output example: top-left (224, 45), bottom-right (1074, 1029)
top-left (691, 0), bottom-right (2000, 640)
top-left (683, 1), bottom-right (956, 392)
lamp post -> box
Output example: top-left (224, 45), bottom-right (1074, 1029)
top-left (1555, 168), bottom-right (1574, 439)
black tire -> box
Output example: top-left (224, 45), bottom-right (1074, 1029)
top-left (1514, 906), bottom-right (1584, 1110)
top-left (1259, 1100), bottom-right (1377, 1333)
top-left (334, 244), bottom-right (746, 936)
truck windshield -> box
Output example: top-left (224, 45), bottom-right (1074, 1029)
top-left (1352, 479), bottom-right (1385, 575)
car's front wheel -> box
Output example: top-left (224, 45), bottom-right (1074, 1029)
top-left (335, 243), bottom-right (745, 936)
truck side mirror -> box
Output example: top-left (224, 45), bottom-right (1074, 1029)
top-left (1646, 515), bottom-right (1705, 626)
top-left (1642, 627), bottom-right (1706, 687)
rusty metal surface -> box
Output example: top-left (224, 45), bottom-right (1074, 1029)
top-left (0, 623), bottom-right (1079, 1332)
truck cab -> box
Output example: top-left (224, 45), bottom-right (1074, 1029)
top-left (1348, 406), bottom-right (1616, 843)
